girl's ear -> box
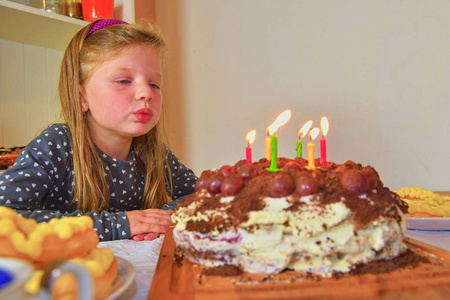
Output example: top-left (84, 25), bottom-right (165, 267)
top-left (79, 85), bottom-right (89, 113)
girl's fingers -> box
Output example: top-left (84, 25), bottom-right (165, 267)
top-left (143, 217), bottom-right (174, 226)
top-left (143, 232), bottom-right (160, 241)
top-left (145, 224), bottom-right (169, 234)
top-left (126, 209), bottom-right (175, 237)
top-left (132, 234), bottom-right (146, 241)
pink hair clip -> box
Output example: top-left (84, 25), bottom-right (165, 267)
top-left (85, 19), bottom-right (128, 39)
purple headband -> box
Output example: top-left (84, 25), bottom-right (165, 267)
top-left (86, 19), bottom-right (128, 39)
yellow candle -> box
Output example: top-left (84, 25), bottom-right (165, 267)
top-left (307, 127), bottom-right (320, 169)
top-left (265, 130), bottom-right (271, 160)
top-left (307, 140), bottom-right (315, 169)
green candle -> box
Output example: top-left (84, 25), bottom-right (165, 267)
top-left (296, 139), bottom-right (302, 158)
top-left (298, 120), bottom-right (313, 159)
top-left (267, 134), bottom-right (279, 172)
top-left (266, 109), bottom-right (292, 172)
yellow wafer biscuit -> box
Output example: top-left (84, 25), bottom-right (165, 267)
top-left (394, 187), bottom-right (450, 217)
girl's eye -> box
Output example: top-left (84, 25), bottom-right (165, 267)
top-left (149, 83), bottom-right (161, 90)
top-left (118, 79), bottom-right (131, 84)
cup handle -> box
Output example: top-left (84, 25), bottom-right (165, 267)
top-left (39, 261), bottom-right (94, 300)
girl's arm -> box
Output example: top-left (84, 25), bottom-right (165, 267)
top-left (0, 124), bottom-right (131, 241)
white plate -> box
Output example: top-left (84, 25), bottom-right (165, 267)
top-left (0, 258), bottom-right (33, 299)
top-left (107, 257), bottom-right (136, 300)
top-left (407, 217), bottom-right (450, 231)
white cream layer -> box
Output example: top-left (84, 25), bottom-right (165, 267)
top-left (172, 193), bottom-right (407, 276)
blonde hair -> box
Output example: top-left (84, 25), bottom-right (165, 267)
top-left (59, 21), bottom-right (171, 212)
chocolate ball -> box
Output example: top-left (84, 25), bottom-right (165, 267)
top-left (296, 176), bottom-right (320, 196)
top-left (238, 164), bottom-right (258, 179)
top-left (195, 169), bottom-right (217, 191)
top-left (269, 173), bottom-right (295, 197)
top-left (362, 166), bottom-right (380, 191)
top-left (341, 170), bottom-right (369, 195)
top-left (221, 174), bottom-right (244, 196)
top-left (282, 161), bottom-right (303, 172)
top-left (207, 173), bottom-right (224, 194)
top-left (219, 165), bottom-right (235, 177)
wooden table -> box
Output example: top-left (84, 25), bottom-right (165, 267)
top-left (148, 228), bottom-right (450, 300)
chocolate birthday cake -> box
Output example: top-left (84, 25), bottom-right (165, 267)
top-left (172, 157), bottom-right (409, 277)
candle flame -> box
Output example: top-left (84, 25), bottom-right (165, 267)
top-left (298, 120), bottom-right (313, 139)
top-left (246, 130), bottom-right (256, 144)
top-left (268, 110), bottom-right (292, 135)
top-left (321, 117), bottom-right (329, 137)
top-left (310, 127), bottom-right (320, 140)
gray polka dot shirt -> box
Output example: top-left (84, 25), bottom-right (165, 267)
top-left (0, 124), bottom-right (197, 241)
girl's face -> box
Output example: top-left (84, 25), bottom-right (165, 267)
top-left (80, 44), bottom-right (162, 144)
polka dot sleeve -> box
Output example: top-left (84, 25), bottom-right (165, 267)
top-left (21, 209), bottom-right (130, 241)
top-left (165, 149), bottom-right (197, 200)
top-left (0, 125), bottom-right (70, 213)
top-left (0, 124), bottom-right (131, 241)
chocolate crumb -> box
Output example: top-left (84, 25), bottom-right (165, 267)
top-left (174, 247), bottom-right (184, 267)
top-left (349, 249), bottom-right (431, 276)
top-left (203, 265), bottom-right (243, 276)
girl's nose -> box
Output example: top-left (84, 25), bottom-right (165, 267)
top-left (136, 83), bottom-right (153, 101)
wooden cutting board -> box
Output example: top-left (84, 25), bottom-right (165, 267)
top-left (148, 228), bottom-right (450, 300)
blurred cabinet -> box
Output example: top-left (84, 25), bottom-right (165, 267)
top-left (0, 0), bottom-right (135, 50)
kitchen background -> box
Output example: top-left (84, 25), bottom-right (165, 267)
top-left (1, 0), bottom-right (449, 190)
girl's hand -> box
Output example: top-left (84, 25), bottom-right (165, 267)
top-left (130, 232), bottom-right (162, 241)
top-left (125, 209), bottom-right (173, 239)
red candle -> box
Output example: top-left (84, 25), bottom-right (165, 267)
top-left (245, 130), bottom-right (256, 164)
top-left (320, 137), bottom-right (327, 165)
top-left (246, 145), bottom-right (252, 164)
top-left (320, 117), bottom-right (329, 165)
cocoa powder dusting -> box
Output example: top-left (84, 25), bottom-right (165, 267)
top-left (195, 250), bottom-right (434, 285)
top-left (349, 249), bottom-right (430, 276)
top-left (175, 157), bottom-right (407, 234)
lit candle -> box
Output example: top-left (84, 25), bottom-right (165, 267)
top-left (267, 110), bottom-right (292, 172)
top-left (307, 127), bottom-right (320, 169)
top-left (320, 117), bottom-right (329, 165)
top-left (296, 120), bottom-right (313, 158)
top-left (296, 139), bottom-right (302, 158)
top-left (246, 130), bottom-right (256, 164)
top-left (270, 133), bottom-right (278, 170)
top-left (265, 129), bottom-right (271, 160)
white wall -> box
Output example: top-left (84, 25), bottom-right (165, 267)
top-left (0, 40), bottom-right (63, 147)
top-left (157, 0), bottom-right (450, 190)
top-left (1, 1), bottom-right (448, 191)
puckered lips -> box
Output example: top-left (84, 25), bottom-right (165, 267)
top-left (134, 108), bottom-right (153, 122)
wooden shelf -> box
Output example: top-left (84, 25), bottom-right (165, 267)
top-left (0, 0), bottom-right (87, 50)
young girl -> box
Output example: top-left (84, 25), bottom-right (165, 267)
top-left (0, 19), bottom-right (197, 241)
